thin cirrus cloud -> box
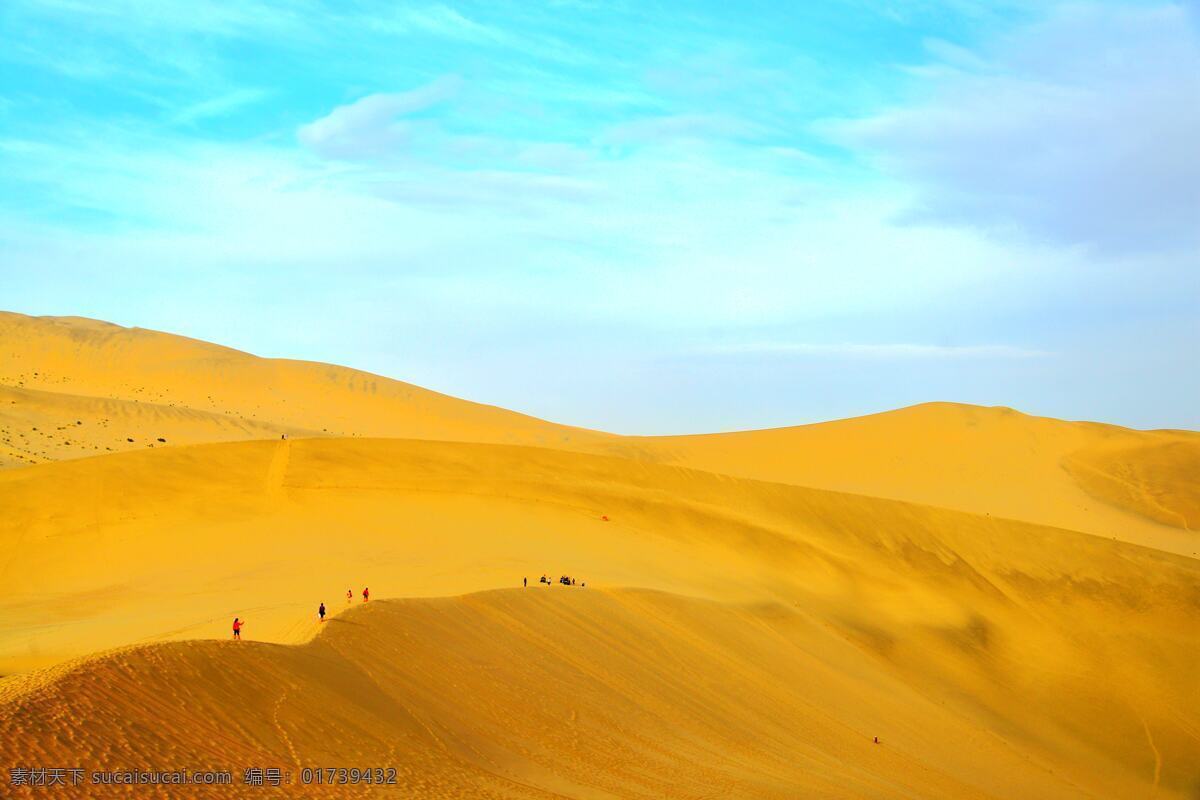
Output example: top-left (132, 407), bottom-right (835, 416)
top-left (366, 4), bottom-right (511, 44)
top-left (171, 88), bottom-right (271, 125)
top-left (699, 343), bottom-right (1052, 359)
top-left (297, 76), bottom-right (463, 160)
top-left (598, 113), bottom-right (773, 146)
top-left (369, 172), bottom-right (602, 210)
top-left (825, 3), bottom-right (1200, 254)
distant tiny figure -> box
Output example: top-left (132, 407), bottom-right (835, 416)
top-left (346, 588), bottom-right (352, 602)
top-left (873, 736), bottom-right (879, 744)
top-left (362, 587), bottom-right (369, 602)
top-left (281, 433), bottom-right (288, 440)
top-left (523, 577), bottom-right (527, 588)
top-left (601, 515), bottom-right (609, 521)
top-left (232, 617), bottom-right (244, 639)
top-left (319, 602), bottom-right (326, 621)
top-left (571, 578), bottom-right (576, 586)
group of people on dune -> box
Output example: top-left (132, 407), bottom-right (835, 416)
top-left (524, 574), bottom-right (583, 587)
top-left (233, 574), bottom-right (589, 639)
top-left (231, 586), bottom-right (369, 639)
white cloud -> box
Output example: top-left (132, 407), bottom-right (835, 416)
top-left (297, 77), bottom-right (462, 160)
top-left (827, 4), bottom-right (1200, 254)
top-left (368, 5), bottom-right (509, 44)
top-left (1, 0), bottom-right (315, 84)
top-left (369, 171), bottom-right (602, 211)
top-left (699, 342), bottom-right (1051, 359)
top-left (918, 37), bottom-right (989, 72)
top-left (600, 113), bottom-right (772, 146)
top-left (7, 0), bottom-right (308, 38)
top-left (171, 88), bottom-right (269, 125)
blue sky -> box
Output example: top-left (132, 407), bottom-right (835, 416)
top-left (1, 0), bottom-right (1197, 433)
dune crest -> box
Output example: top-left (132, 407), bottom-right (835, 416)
top-left (1, 589), bottom-right (1192, 799)
top-left (604, 402), bottom-right (1200, 555)
top-left (0, 311), bottom-right (609, 467)
top-left (1063, 439), bottom-right (1200, 530)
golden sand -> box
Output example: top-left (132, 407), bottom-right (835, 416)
top-left (0, 311), bottom-right (1196, 798)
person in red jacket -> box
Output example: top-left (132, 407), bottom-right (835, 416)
top-left (362, 587), bottom-right (369, 602)
top-left (232, 617), bottom-right (244, 639)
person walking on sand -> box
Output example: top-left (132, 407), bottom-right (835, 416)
top-left (346, 588), bottom-right (352, 602)
top-left (362, 587), bottom-right (369, 602)
top-left (319, 602), bottom-right (326, 622)
top-left (232, 617), bottom-right (244, 639)
top-left (523, 577), bottom-right (527, 588)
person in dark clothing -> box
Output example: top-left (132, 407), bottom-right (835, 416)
top-left (319, 602), bottom-right (326, 621)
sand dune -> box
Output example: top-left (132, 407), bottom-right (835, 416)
top-left (0, 311), bottom-right (609, 453)
top-left (606, 402), bottom-right (1200, 556)
top-left (3, 588), bottom-right (1178, 800)
top-left (1063, 437), bottom-right (1200, 530)
top-left (1, 312), bottom-right (1198, 798)
top-left (0, 383), bottom-right (313, 468)
top-left (4, 312), bottom-right (1194, 556)
top-left (1, 436), bottom-right (1197, 796)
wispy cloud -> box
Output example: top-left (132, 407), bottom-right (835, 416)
top-left (825, 4), bottom-right (1200, 253)
top-left (367, 4), bottom-right (511, 44)
top-left (369, 171), bottom-right (602, 212)
top-left (297, 77), bottom-right (463, 160)
top-left (7, 0), bottom-right (313, 39)
top-left (600, 113), bottom-right (772, 146)
top-left (698, 343), bottom-right (1052, 359)
top-left (0, 0), bottom-right (313, 85)
top-left (171, 88), bottom-right (270, 125)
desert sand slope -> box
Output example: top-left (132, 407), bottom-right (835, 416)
top-left (0, 311), bottom-right (609, 456)
top-left (1, 438), bottom-right (1197, 797)
top-left (605, 402), bottom-right (1200, 556)
top-left (2, 311), bottom-right (1197, 796)
top-left (1062, 437), bottom-right (1200, 530)
top-left (4, 312), bottom-right (1196, 552)
top-left (4, 312), bottom-right (1194, 561)
top-left (0, 589), bottom-right (1157, 800)
top-left (0, 383), bottom-right (319, 467)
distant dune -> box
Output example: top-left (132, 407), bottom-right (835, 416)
top-left (0, 311), bottom-right (610, 469)
top-left (602, 402), bottom-right (1200, 556)
top-left (1, 311), bottom-right (1197, 798)
top-left (3, 311), bottom-right (1194, 555)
